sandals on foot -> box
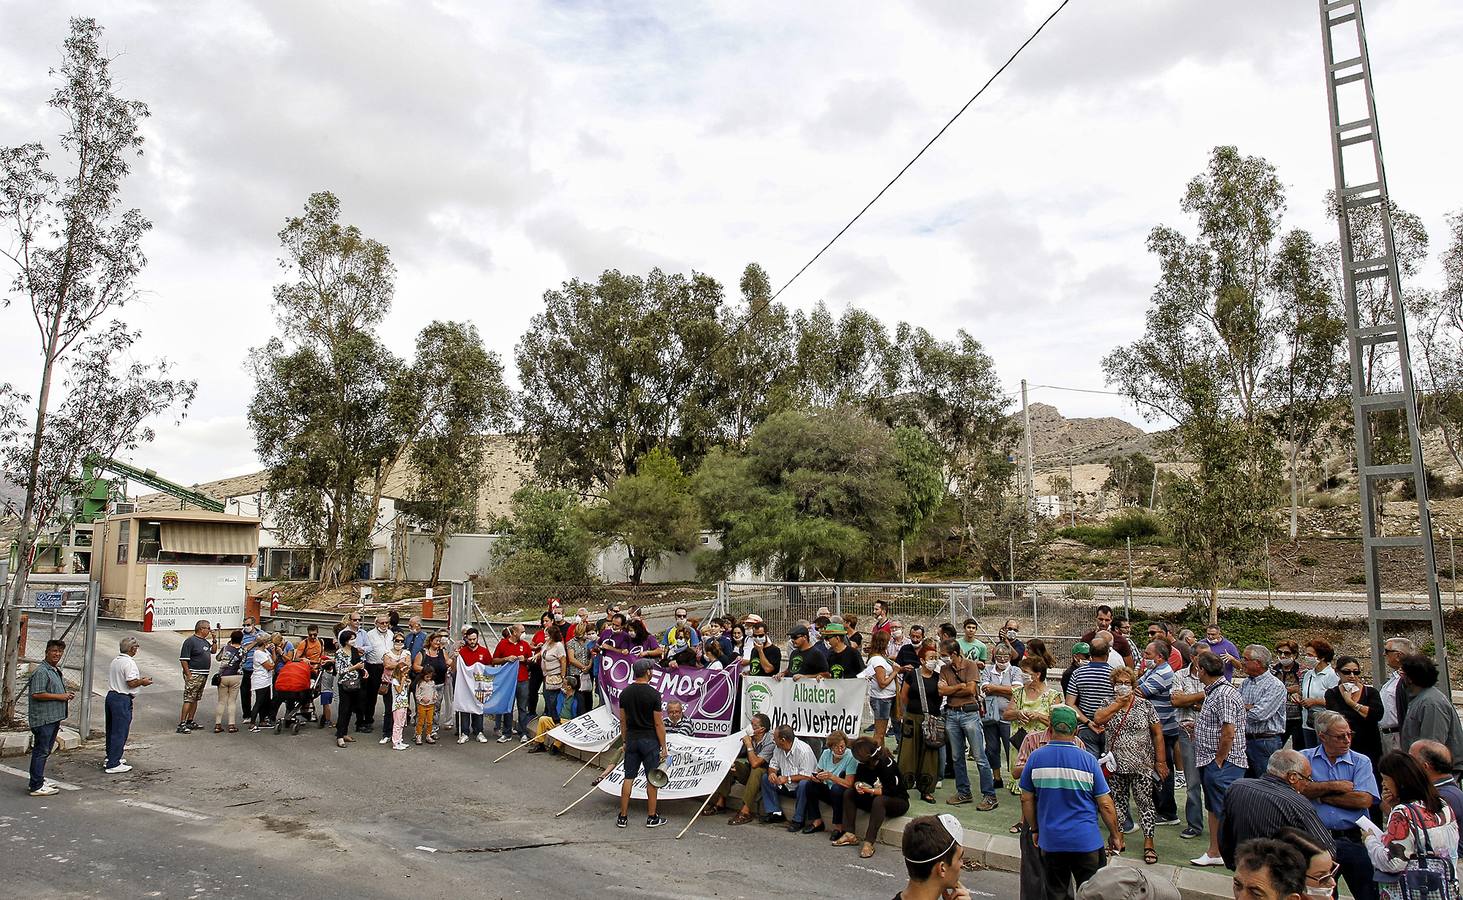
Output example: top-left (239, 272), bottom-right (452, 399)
top-left (1009, 822), bottom-right (1022, 834)
top-left (1144, 847), bottom-right (1158, 865)
top-left (336, 738), bottom-right (346, 748)
top-left (859, 842), bottom-right (876, 859)
top-left (832, 833), bottom-right (860, 847)
top-left (227, 725), bottom-right (238, 733)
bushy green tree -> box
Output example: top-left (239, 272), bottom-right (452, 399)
top-left (579, 447), bottom-right (700, 585)
top-left (694, 408), bottom-right (904, 581)
top-left (490, 486), bottom-right (596, 586)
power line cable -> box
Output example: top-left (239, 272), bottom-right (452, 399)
top-left (712, 0), bottom-right (1075, 357)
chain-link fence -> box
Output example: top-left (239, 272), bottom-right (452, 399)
top-left (719, 579), bottom-right (1128, 648)
top-left (2, 571), bottom-right (100, 735)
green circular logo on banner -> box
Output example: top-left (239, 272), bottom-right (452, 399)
top-left (746, 682), bottom-right (772, 718)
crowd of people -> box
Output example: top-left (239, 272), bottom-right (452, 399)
top-left (21, 598), bottom-right (1463, 900)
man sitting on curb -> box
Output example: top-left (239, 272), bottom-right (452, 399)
top-left (719, 714), bottom-right (775, 825)
top-left (762, 724), bottom-right (818, 829)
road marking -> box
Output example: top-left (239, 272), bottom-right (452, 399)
top-left (695, 832), bottom-right (727, 840)
top-left (118, 799), bottom-right (208, 821)
top-left (847, 863), bottom-right (895, 878)
top-left (415, 846), bottom-right (438, 853)
top-left (0, 764), bottom-right (80, 791)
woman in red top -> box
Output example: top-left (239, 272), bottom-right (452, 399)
top-left (492, 624), bottom-right (533, 743)
top-left (455, 628), bottom-right (492, 744)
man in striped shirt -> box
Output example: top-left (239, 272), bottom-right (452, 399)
top-left (1066, 634), bottom-right (1115, 756)
top-left (1217, 748), bottom-right (1335, 868)
top-left (1019, 706), bottom-right (1120, 899)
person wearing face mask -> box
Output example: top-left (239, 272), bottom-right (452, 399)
top-left (997, 620), bottom-right (1025, 664)
top-left (1299, 640), bottom-right (1338, 750)
top-left (1093, 666), bottom-right (1166, 865)
top-left (1272, 640), bottom-right (1306, 751)
top-left (980, 646), bottom-right (1022, 791)
top-left (742, 623), bottom-right (782, 676)
top-left (1324, 655), bottom-right (1383, 770)
top-left (239, 618), bottom-right (259, 723)
top-left (898, 640), bottom-right (944, 804)
top-left (661, 606), bottom-right (701, 667)
top-left (1277, 829), bottom-right (1343, 900)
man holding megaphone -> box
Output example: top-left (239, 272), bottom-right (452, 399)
top-left (618, 658), bottom-right (669, 829)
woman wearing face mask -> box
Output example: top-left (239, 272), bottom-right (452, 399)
top-left (1364, 751), bottom-right (1460, 900)
top-left (1092, 666), bottom-right (1167, 865)
top-left (1325, 654), bottom-right (1384, 768)
top-left (1275, 828), bottom-right (1340, 900)
top-left (1272, 640), bottom-right (1305, 750)
top-left (897, 640), bottom-right (943, 804)
top-left (1299, 639), bottom-right (1338, 750)
top-left (1003, 657), bottom-right (1060, 792)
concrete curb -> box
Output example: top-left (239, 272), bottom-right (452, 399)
top-left (555, 742), bottom-right (1232, 900)
top-left (0, 726), bottom-right (81, 757)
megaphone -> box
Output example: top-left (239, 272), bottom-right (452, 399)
top-left (647, 755), bottom-right (674, 788)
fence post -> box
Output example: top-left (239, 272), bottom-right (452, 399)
top-left (716, 581), bottom-right (726, 620)
top-left (1031, 584), bottom-right (1040, 641)
top-left (833, 585), bottom-right (842, 617)
top-left (78, 579), bottom-right (100, 742)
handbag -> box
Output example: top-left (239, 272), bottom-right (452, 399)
top-left (1398, 804), bottom-right (1459, 900)
top-left (1100, 700), bottom-right (1137, 779)
top-left (922, 711), bottom-right (948, 748)
top-left (211, 672), bottom-right (221, 687)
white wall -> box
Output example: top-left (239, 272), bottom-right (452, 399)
top-left (405, 532), bottom-right (500, 582)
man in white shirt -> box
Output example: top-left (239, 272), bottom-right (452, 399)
top-left (355, 615), bottom-right (394, 733)
top-left (1379, 637), bottom-right (1415, 752)
top-left (761, 724), bottom-right (819, 829)
top-left (105, 636), bottom-right (151, 774)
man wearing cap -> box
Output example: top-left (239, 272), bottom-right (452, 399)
top-left (1073, 866), bottom-right (1182, 900)
top-left (894, 814), bottom-right (972, 900)
top-left (1066, 634), bottom-right (1116, 756)
top-left (617, 658), bottom-right (668, 829)
top-left (779, 625), bottom-right (829, 681)
top-left (1060, 642), bottom-right (1090, 699)
top-left (1020, 705), bottom-right (1121, 899)
top-left (823, 623), bottom-right (863, 679)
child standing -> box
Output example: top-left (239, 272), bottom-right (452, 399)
top-left (390, 661), bottom-right (411, 751)
top-left (318, 639), bottom-right (337, 730)
top-left (415, 675), bottom-right (438, 745)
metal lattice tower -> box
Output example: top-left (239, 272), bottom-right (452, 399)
top-left (1318, 0), bottom-right (1448, 687)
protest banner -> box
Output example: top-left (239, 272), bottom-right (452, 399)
top-left (452, 661), bottom-right (520, 716)
top-left (546, 705), bottom-right (621, 753)
top-left (739, 676), bottom-right (864, 737)
top-left (597, 655), bottom-right (739, 737)
top-left (596, 732), bottom-right (743, 801)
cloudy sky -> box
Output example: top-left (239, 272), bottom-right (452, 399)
top-left (1, 0), bottom-right (1460, 488)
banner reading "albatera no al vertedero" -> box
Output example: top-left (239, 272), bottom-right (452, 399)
top-left (739, 676), bottom-right (865, 738)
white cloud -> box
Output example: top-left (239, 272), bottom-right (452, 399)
top-left (0, 0), bottom-right (1459, 485)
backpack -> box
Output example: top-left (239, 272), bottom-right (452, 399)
top-left (1398, 804), bottom-right (1459, 900)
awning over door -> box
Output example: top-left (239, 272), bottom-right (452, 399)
top-left (159, 522), bottom-right (257, 556)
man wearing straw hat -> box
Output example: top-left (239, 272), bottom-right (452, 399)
top-left (617, 658), bottom-right (668, 829)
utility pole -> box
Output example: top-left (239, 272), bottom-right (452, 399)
top-left (1068, 459), bottom-right (1076, 527)
top-left (1148, 467), bottom-right (1158, 509)
top-left (1021, 379), bottom-right (1036, 520)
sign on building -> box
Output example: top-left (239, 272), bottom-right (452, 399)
top-left (143, 564), bottom-right (247, 632)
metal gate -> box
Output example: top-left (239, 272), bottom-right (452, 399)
top-left (1, 567), bottom-right (101, 738)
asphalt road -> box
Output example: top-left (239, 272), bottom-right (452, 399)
top-left (0, 626), bottom-right (1021, 900)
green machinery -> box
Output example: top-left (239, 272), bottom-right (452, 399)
top-left (76, 456), bottom-right (225, 522)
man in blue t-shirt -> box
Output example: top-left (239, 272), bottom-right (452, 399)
top-left (1019, 706), bottom-right (1121, 899)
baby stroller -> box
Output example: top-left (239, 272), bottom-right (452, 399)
top-left (272, 660), bottom-right (314, 736)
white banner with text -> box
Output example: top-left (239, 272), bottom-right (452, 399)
top-left (739, 676), bottom-right (865, 738)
